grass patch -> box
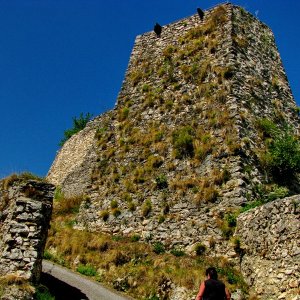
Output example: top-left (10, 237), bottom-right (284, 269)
top-left (77, 264), bottom-right (97, 277)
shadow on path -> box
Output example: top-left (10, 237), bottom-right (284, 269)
top-left (40, 272), bottom-right (88, 300)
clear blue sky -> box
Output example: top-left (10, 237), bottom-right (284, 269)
top-left (0, 0), bottom-right (299, 179)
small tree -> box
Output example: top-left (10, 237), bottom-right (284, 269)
top-left (260, 123), bottom-right (300, 182)
top-left (59, 112), bottom-right (93, 146)
top-left (268, 131), bottom-right (300, 177)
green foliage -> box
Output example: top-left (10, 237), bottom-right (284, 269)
top-left (257, 120), bottom-right (300, 181)
top-left (267, 131), bottom-right (300, 178)
top-left (170, 248), bottom-right (185, 257)
top-left (220, 213), bottom-right (237, 240)
top-left (194, 243), bottom-right (206, 256)
top-left (43, 250), bottom-right (53, 260)
top-left (172, 126), bottom-right (194, 158)
top-left (35, 285), bottom-right (55, 300)
top-left (158, 215), bottom-right (165, 223)
top-left (225, 213), bottom-right (237, 227)
top-left (240, 200), bottom-right (263, 213)
top-left (131, 234), bottom-right (141, 242)
top-left (257, 118), bottom-right (278, 138)
top-left (153, 242), bottom-right (165, 254)
top-left (155, 175), bottom-right (168, 189)
top-left (59, 112), bottom-right (92, 146)
top-left (216, 266), bottom-right (244, 285)
top-left (77, 264), bottom-right (97, 277)
top-left (54, 186), bottom-right (64, 201)
top-left (241, 184), bottom-right (289, 213)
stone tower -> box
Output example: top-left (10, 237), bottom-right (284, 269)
top-left (47, 0), bottom-right (298, 257)
top-left (46, 3), bottom-right (300, 298)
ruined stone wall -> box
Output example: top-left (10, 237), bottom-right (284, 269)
top-left (236, 196), bottom-right (300, 300)
top-left (0, 178), bottom-right (55, 299)
top-left (46, 111), bottom-right (114, 196)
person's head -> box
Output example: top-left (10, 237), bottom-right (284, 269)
top-left (206, 267), bottom-right (218, 280)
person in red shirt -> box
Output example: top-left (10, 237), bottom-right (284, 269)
top-left (196, 267), bottom-right (231, 300)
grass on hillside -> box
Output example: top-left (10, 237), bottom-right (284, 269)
top-left (45, 193), bottom-right (248, 300)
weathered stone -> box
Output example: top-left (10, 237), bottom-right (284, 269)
top-left (235, 196), bottom-right (300, 300)
top-left (0, 179), bottom-right (54, 300)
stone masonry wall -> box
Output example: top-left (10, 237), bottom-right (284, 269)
top-left (47, 111), bottom-right (114, 197)
top-left (0, 178), bottom-right (55, 299)
top-left (236, 196), bottom-right (300, 300)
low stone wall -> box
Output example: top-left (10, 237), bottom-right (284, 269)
top-left (0, 179), bottom-right (55, 299)
top-left (236, 196), bottom-right (300, 300)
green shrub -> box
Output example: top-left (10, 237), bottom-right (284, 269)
top-left (170, 248), bottom-right (185, 257)
top-left (131, 234), bottom-right (141, 242)
top-left (77, 264), bottom-right (97, 277)
top-left (220, 213), bottom-right (237, 239)
top-left (172, 126), bottom-right (194, 158)
top-left (257, 118), bottom-right (278, 138)
top-left (153, 242), bottom-right (165, 254)
top-left (155, 175), bottom-right (168, 189)
top-left (267, 186), bottom-right (289, 201)
top-left (240, 200), bottom-right (262, 213)
top-left (43, 250), bottom-right (53, 260)
top-left (59, 112), bottom-right (92, 146)
top-left (194, 243), bottom-right (206, 256)
top-left (267, 131), bottom-right (300, 178)
top-left (225, 213), bottom-right (237, 227)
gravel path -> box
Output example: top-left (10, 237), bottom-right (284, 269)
top-left (42, 260), bottom-right (133, 300)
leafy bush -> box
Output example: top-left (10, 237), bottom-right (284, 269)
top-left (59, 112), bottom-right (92, 146)
top-left (77, 264), bottom-right (97, 277)
top-left (172, 126), bottom-right (194, 158)
top-left (267, 131), bottom-right (300, 178)
top-left (240, 200), bottom-right (263, 213)
top-left (153, 242), bottom-right (165, 254)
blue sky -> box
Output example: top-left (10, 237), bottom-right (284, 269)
top-left (0, 0), bottom-right (299, 179)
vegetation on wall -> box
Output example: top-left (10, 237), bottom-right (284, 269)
top-left (59, 112), bottom-right (93, 146)
top-left (45, 193), bottom-right (248, 299)
top-left (257, 119), bottom-right (300, 182)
